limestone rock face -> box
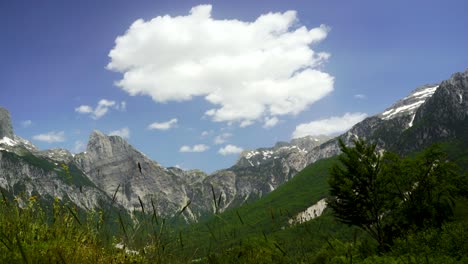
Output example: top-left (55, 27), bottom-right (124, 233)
top-left (0, 150), bottom-right (110, 210)
top-left (1, 69), bottom-right (467, 221)
top-left (37, 148), bottom-right (74, 164)
top-left (189, 135), bottom-right (333, 213)
top-left (74, 131), bottom-right (200, 220)
top-left (0, 107), bottom-right (14, 139)
top-left (306, 82), bottom-right (444, 164)
top-left (398, 69), bottom-right (468, 152)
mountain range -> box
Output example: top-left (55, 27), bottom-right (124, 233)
top-left (1, 69), bottom-right (467, 221)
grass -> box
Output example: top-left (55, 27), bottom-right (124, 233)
top-left (0, 138), bottom-right (467, 262)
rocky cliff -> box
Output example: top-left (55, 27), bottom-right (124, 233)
top-left (0, 107), bottom-right (14, 139)
top-left (1, 69), bottom-right (466, 220)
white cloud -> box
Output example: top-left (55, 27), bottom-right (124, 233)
top-left (107, 5), bottom-right (333, 126)
top-left (109, 127), bottom-right (130, 139)
top-left (93, 99), bottom-right (116, 119)
top-left (21, 120), bottom-right (32, 128)
top-left (263, 116), bottom-right (279, 128)
top-left (73, 140), bottom-right (86, 153)
top-left (147, 118), bottom-right (178, 130)
top-left (214, 133), bottom-right (232, 145)
top-left (239, 120), bottom-right (254, 128)
top-left (33, 131), bottom-right (66, 143)
top-left (218, 144), bottom-right (243, 156)
top-left (201, 130), bottom-right (212, 137)
top-left (75, 99), bottom-right (126, 119)
top-left (292, 112), bottom-right (368, 138)
top-left (354, 94), bottom-right (367, 99)
top-left (116, 101), bottom-right (127, 111)
top-left (180, 144), bottom-right (209, 153)
top-left (75, 105), bottom-right (93, 114)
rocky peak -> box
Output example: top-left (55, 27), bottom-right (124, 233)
top-left (86, 130), bottom-right (131, 160)
top-left (290, 135), bottom-right (332, 150)
top-left (444, 69), bottom-right (468, 88)
top-left (399, 69), bottom-right (468, 152)
top-left (415, 69), bottom-right (468, 123)
top-left (0, 107), bottom-right (14, 139)
top-left (37, 148), bottom-right (74, 163)
top-left (379, 84), bottom-right (439, 125)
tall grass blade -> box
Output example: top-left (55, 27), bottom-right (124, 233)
top-left (151, 198), bottom-right (159, 225)
top-left (15, 233), bottom-right (28, 264)
top-left (236, 210), bottom-right (244, 225)
top-left (210, 185), bottom-right (217, 213)
top-left (138, 196), bottom-right (145, 215)
top-left (66, 206), bottom-right (81, 226)
top-left (274, 242), bottom-right (286, 256)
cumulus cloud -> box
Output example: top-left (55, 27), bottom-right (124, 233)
top-left (109, 127), bottom-right (130, 139)
top-left (180, 144), bottom-right (209, 153)
top-left (214, 133), bottom-right (232, 145)
top-left (218, 144), bottom-right (243, 156)
top-left (107, 5), bottom-right (333, 126)
top-left (147, 118), bottom-right (178, 130)
top-left (33, 131), bottom-right (66, 143)
top-left (75, 99), bottom-right (125, 119)
top-left (263, 116), bottom-right (279, 128)
top-left (21, 120), bottom-right (32, 128)
top-left (292, 112), bottom-right (367, 138)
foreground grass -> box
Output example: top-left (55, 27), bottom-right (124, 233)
top-left (1, 142), bottom-right (467, 263)
top-left (0, 194), bottom-right (148, 263)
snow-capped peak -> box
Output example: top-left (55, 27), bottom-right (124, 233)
top-left (380, 85), bottom-right (438, 121)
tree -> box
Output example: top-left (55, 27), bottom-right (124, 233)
top-left (327, 139), bottom-right (397, 251)
top-left (394, 146), bottom-right (461, 229)
top-left (327, 139), bottom-right (465, 252)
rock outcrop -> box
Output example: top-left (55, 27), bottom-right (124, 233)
top-left (0, 107), bottom-right (14, 139)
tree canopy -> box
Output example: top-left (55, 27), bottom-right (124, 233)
top-left (327, 139), bottom-right (465, 251)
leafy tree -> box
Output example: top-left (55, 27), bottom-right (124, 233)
top-left (328, 139), bottom-right (465, 252)
top-left (327, 139), bottom-right (397, 251)
top-left (394, 146), bottom-right (462, 229)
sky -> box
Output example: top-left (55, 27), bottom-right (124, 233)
top-left (0, 0), bottom-right (467, 173)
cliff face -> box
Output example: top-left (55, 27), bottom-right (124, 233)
top-left (73, 131), bottom-right (204, 220)
top-left (0, 107), bottom-right (14, 139)
top-left (71, 130), bottom-right (329, 217)
top-left (1, 69), bottom-right (467, 220)
top-left (0, 150), bottom-right (110, 210)
top-left (304, 84), bottom-right (440, 164)
top-left (399, 70), bottom-right (468, 152)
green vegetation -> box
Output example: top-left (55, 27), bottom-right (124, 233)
top-left (0, 140), bottom-right (467, 263)
top-left (328, 140), bottom-right (465, 251)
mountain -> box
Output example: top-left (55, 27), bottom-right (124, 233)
top-left (0, 107), bottom-right (14, 139)
top-left (0, 107), bottom-right (114, 211)
top-left (71, 130), bottom-right (332, 218)
top-left (305, 82), bottom-right (447, 164)
top-left (397, 70), bottom-right (468, 152)
top-left (73, 130), bottom-right (206, 221)
top-left (190, 135), bottom-right (332, 214)
top-left (1, 69), bottom-right (467, 221)
top-left (0, 105), bottom-right (333, 219)
top-left (179, 70), bottom-right (468, 259)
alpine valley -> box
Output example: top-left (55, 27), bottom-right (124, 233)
top-left (1, 69), bottom-right (467, 223)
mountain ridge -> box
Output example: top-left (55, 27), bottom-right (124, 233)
top-left (1, 68), bottom-right (467, 220)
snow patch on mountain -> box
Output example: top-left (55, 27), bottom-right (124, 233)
top-left (380, 85), bottom-right (438, 122)
top-left (0, 137), bottom-right (17, 147)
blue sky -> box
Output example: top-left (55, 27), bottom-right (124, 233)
top-left (1, 0), bottom-right (467, 173)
